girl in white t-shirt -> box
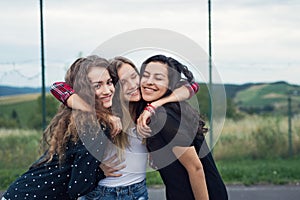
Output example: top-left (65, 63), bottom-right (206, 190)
top-left (51, 56), bottom-right (196, 200)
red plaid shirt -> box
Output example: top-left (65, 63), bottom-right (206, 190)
top-left (50, 82), bottom-right (75, 105)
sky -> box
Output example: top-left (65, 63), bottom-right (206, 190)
top-left (0, 0), bottom-right (299, 87)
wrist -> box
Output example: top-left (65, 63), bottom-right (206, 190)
top-left (185, 82), bottom-right (199, 99)
top-left (150, 100), bottom-right (163, 108)
top-left (144, 103), bottom-right (156, 115)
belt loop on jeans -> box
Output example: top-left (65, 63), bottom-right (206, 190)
top-left (101, 185), bottom-right (106, 196)
top-left (128, 185), bottom-right (132, 196)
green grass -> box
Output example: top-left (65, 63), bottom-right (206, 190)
top-left (0, 100), bottom-right (38, 128)
top-left (146, 171), bottom-right (163, 186)
top-left (145, 157), bottom-right (300, 186)
top-left (0, 129), bottom-right (42, 190)
top-left (217, 157), bottom-right (300, 185)
top-left (1, 127), bottom-right (300, 190)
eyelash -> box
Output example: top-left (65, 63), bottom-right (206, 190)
top-left (107, 80), bottom-right (113, 85)
top-left (132, 74), bottom-right (137, 79)
top-left (142, 74), bottom-right (163, 81)
top-left (94, 84), bottom-right (101, 89)
top-left (93, 80), bottom-right (113, 89)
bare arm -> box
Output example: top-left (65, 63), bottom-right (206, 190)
top-left (173, 146), bottom-right (209, 200)
top-left (50, 82), bottom-right (122, 137)
top-left (137, 84), bottom-right (195, 137)
top-left (66, 93), bottom-right (92, 112)
top-left (68, 95), bottom-right (122, 137)
top-left (151, 84), bottom-right (192, 108)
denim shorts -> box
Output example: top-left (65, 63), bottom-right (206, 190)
top-left (80, 179), bottom-right (148, 200)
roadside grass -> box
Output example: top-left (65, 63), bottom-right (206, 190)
top-left (217, 157), bottom-right (300, 186)
top-left (0, 129), bottom-right (41, 190)
top-left (214, 115), bottom-right (300, 160)
top-left (2, 157), bottom-right (300, 190)
top-left (1, 118), bottom-right (300, 190)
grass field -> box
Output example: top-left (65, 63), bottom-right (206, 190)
top-left (0, 93), bottom-right (39, 105)
top-left (1, 113), bottom-right (300, 190)
top-left (214, 115), bottom-right (300, 159)
top-left (0, 94), bottom-right (40, 128)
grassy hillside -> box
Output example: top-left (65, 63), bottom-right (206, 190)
top-left (0, 94), bottom-right (39, 128)
top-left (0, 85), bottom-right (50, 96)
top-left (0, 93), bottom-right (39, 104)
top-left (234, 82), bottom-right (300, 114)
top-left (1, 82), bottom-right (300, 127)
top-left (0, 93), bottom-right (59, 129)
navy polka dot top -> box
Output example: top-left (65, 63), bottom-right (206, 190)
top-left (3, 130), bottom-right (108, 200)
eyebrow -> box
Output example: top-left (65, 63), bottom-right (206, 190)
top-left (92, 81), bottom-right (102, 84)
top-left (120, 71), bottom-right (137, 80)
top-left (144, 70), bottom-right (166, 77)
top-left (92, 78), bottom-right (112, 84)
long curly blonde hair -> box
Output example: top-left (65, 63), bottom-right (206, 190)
top-left (39, 55), bottom-right (113, 165)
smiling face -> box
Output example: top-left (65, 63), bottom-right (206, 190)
top-left (117, 63), bottom-right (141, 102)
top-left (140, 61), bottom-right (169, 102)
top-left (88, 66), bottom-right (115, 108)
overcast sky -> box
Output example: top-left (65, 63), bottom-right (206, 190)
top-left (0, 0), bottom-right (299, 87)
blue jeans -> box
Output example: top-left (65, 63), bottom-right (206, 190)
top-left (80, 179), bottom-right (148, 200)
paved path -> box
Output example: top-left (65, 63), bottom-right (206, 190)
top-left (148, 185), bottom-right (300, 200)
top-left (2, 185), bottom-right (300, 199)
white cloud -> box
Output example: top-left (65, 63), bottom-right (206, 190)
top-left (0, 0), bottom-right (299, 87)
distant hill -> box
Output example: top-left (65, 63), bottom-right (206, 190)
top-left (0, 86), bottom-right (51, 96)
top-left (1, 82), bottom-right (300, 115)
top-left (234, 81), bottom-right (300, 114)
top-left (196, 81), bottom-right (300, 115)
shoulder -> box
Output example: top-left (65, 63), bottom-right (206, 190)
top-left (156, 102), bottom-right (179, 117)
top-left (154, 102), bottom-right (181, 124)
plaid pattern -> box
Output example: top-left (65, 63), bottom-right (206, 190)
top-left (184, 81), bottom-right (199, 99)
top-left (50, 82), bottom-right (75, 105)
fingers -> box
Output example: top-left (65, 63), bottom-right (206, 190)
top-left (137, 125), bottom-right (151, 138)
top-left (109, 116), bottom-right (122, 138)
top-left (100, 163), bottom-right (126, 177)
top-left (100, 154), bottom-right (126, 177)
top-left (137, 111), bottom-right (152, 138)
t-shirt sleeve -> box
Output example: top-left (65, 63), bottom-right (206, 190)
top-left (150, 106), bottom-right (196, 148)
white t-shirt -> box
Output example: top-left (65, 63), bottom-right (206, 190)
top-left (99, 127), bottom-right (148, 187)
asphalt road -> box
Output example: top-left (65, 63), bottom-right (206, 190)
top-left (1, 185), bottom-right (300, 199)
top-left (148, 185), bottom-right (300, 200)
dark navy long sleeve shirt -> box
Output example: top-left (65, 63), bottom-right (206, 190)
top-left (3, 132), bottom-right (108, 200)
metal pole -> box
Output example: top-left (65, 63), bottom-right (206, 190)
top-left (288, 94), bottom-right (293, 156)
top-left (208, 0), bottom-right (213, 151)
top-left (40, 0), bottom-right (46, 130)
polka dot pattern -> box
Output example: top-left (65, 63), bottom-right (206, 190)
top-left (2, 132), bottom-right (108, 200)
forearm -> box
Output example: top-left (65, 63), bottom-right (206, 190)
top-left (50, 81), bottom-right (91, 112)
top-left (173, 146), bottom-right (208, 200)
top-left (67, 94), bottom-right (92, 112)
top-left (188, 168), bottom-right (209, 200)
top-left (151, 82), bottom-right (198, 108)
top-left (170, 85), bottom-right (191, 102)
top-left (150, 86), bottom-right (189, 108)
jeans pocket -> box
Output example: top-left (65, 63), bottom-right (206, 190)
top-left (133, 186), bottom-right (148, 200)
top-left (81, 187), bottom-right (102, 200)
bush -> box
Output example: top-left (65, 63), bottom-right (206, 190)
top-left (252, 118), bottom-right (287, 158)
